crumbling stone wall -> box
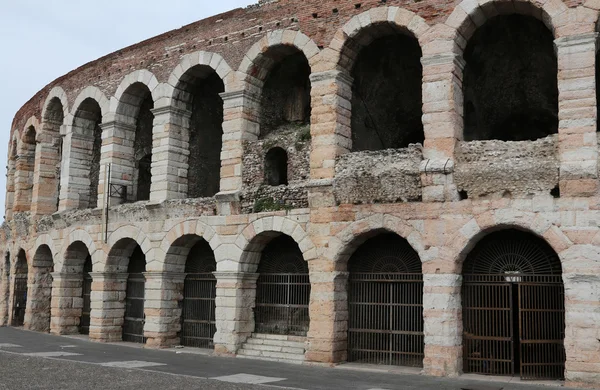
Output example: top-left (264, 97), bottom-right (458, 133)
top-left (463, 15), bottom-right (558, 141)
top-left (455, 136), bottom-right (559, 199)
top-left (334, 146), bottom-right (423, 205)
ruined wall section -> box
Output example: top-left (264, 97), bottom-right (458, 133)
top-left (241, 124), bottom-right (310, 213)
top-left (455, 135), bottom-right (559, 200)
top-left (334, 146), bottom-right (423, 205)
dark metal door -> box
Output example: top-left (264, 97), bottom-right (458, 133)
top-left (348, 273), bottom-right (424, 367)
top-left (181, 273), bottom-right (216, 348)
top-left (519, 279), bottom-right (565, 380)
top-left (12, 275), bottom-right (27, 327)
top-left (463, 276), bottom-right (514, 376)
top-left (79, 271), bottom-right (92, 335)
top-left (123, 273), bottom-right (145, 343)
top-left (255, 273), bottom-right (310, 336)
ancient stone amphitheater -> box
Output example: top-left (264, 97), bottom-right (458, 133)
top-left (1, 0), bottom-right (599, 387)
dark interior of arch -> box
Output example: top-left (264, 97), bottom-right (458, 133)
top-left (4, 252), bottom-right (9, 275)
top-left (44, 98), bottom-right (65, 127)
top-left (260, 48), bottom-right (311, 137)
top-left (463, 229), bottom-right (561, 275)
top-left (180, 68), bottom-right (224, 198)
top-left (24, 126), bottom-right (36, 146)
top-left (185, 240), bottom-right (216, 273)
top-left (74, 98), bottom-right (103, 209)
top-left (264, 147), bottom-right (288, 186)
top-left (351, 32), bottom-right (424, 151)
top-left (134, 93), bottom-right (154, 201)
top-left (463, 15), bottom-right (558, 141)
top-left (258, 235), bottom-right (307, 274)
top-left (127, 246), bottom-right (146, 273)
top-left (348, 233), bottom-right (422, 273)
top-left (16, 250), bottom-right (28, 273)
top-left (33, 245), bottom-right (54, 268)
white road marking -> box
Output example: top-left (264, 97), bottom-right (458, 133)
top-left (99, 360), bottom-right (167, 369)
top-left (0, 343), bottom-right (22, 348)
top-left (212, 373), bottom-right (286, 384)
top-left (59, 345), bottom-right (78, 348)
top-left (24, 352), bottom-right (82, 357)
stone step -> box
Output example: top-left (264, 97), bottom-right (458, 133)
top-left (245, 337), bottom-right (305, 350)
top-left (237, 354), bottom-right (304, 365)
top-left (241, 342), bottom-right (305, 354)
top-left (237, 348), bottom-right (305, 363)
top-left (250, 333), bottom-right (306, 343)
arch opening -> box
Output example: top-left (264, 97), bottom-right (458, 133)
top-left (461, 229), bottom-right (565, 380)
top-left (259, 47), bottom-right (311, 138)
top-left (123, 244), bottom-right (146, 343)
top-left (345, 25), bottom-right (423, 151)
top-left (179, 239), bottom-right (217, 348)
top-left (463, 15), bottom-right (558, 141)
top-left (254, 234), bottom-right (310, 336)
top-left (174, 65), bottom-right (224, 198)
top-left (72, 98), bottom-right (103, 209)
top-left (14, 126), bottom-right (37, 212)
top-left (63, 241), bottom-right (93, 335)
top-left (347, 233), bottom-right (424, 367)
top-left (264, 147), bottom-right (288, 186)
top-left (12, 250), bottom-right (28, 327)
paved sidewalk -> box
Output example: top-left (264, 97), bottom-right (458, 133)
top-left (0, 327), bottom-right (578, 390)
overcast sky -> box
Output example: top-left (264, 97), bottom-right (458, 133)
top-left (0, 0), bottom-right (256, 219)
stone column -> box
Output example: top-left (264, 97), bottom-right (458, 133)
top-left (143, 272), bottom-right (186, 348)
top-left (50, 273), bottom-right (83, 335)
top-left (89, 272), bottom-right (128, 342)
top-left (31, 123), bottom-right (62, 216)
top-left (97, 121), bottom-right (137, 206)
top-left (308, 70), bottom-right (352, 181)
top-left (213, 272), bottom-right (258, 355)
top-left (149, 107), bottom-right (191, 202)
top-left (24, 265), bottom-right (53, 333)
top-left (555, 33), bottom-right (599, 197)
top-left (420, 53), bottom-right (463, 202)
top-left (5, 158), bottom-right (16, 220)
top-left (216, 90), bottom-right (260, 215)
top-left (0, 267), bottom-right (9, 326)
top-left (422, 274), bottom-right (462, 377)
top-left (305, 270), bottom-right (348, 364)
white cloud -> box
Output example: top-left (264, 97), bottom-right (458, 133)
top-left (0, 0), bottom-right (256, 219)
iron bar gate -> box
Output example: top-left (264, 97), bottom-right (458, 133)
top-left (12, 274), bottom-right (27, 327)
top-left (348, 273), bottom-right (424, 367)
top-left (79, 259), bottom-right (93, 335)
top-left (181, 273), bottom-right (216, 348)
top-left (255, 273), bottom-right (310, 336)
top-left (123, 273), bottom-right (146, 343)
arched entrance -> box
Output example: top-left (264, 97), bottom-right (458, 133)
top-left (12, 250), bottom-right (28, 327)
top-left (462, 229), bottom-right (565, 380)
top-left (255, 235), bottom-right (310, 336)
top-left (347, 233), bottom-right (424, 367)
top-left (123, 246), bottom-right (146, 343)
top-left (27, 245), bottom-right (54, 332)
top-left (180, 240), bottom-right (216, 348)
top-left (80, 256), bottom-right (93, 335)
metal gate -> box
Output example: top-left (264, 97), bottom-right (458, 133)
top-left (123, 273), bottom-right (145, 343)
top-left (255, 235), bottom-right (310, 336)
top-left (12, 274), bottom-right (27, 327)
top-left (462, 230), bottom-right (565, 380)
top-left (181, 242), bottom-right (217, 348)
top-left (347, 234), bottom-right (424, 367)
top-left (79, 257), bottom-right (93, 335)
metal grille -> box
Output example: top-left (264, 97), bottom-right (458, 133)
top-left (12, 274), bottom-right (27, 327)
top-left (348, 234), bottom-right (424, 367)
top-left (79, 257), bottom-right (93, 335)
top-left (123, 273), bottom-right (146, 343)
top-left (109, 184), bottom-right (127, 201)
top-left (255, 235), bottom-right (310, 336)
top-left (180, 241), bottom-right (217, 349)
top-left (462, 230), bottom-right (565, 380)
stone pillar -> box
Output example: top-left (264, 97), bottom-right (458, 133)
top-left (50, 273), bottom-right (83, 335)
top-left (31, 123), bottom-right (62, 216)
top-left (422, 274), bottom-right (462, 377)
top-left (143, 272), bottom-right (186, 348)
top-left (97, 121), bottom-right (137, 206)
top-left (308, 70), bottom-right (352, 181)
top-left (0, 267), bottom-right (9, 326)
top-left (89, 272), bottom-right (127, 342)
top-left (5, 158), bottom-right (16, 220)
top-left (149, 107), bottom-right (191, 202)
top-left (305, 270), bottom-right (348, 364)
top-left (13, 145), bottom-right (36, 212)
top-left (420, 53), bottom-right (463, 202)
top-left (556, 33), bottom-right (599, 197)
top-left (24, 266), bottom-right (53, 333)
top-left (213, 272), bottom-right (258, 355)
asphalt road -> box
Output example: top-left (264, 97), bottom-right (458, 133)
top-left (0, 327), bottom-right (576, 390)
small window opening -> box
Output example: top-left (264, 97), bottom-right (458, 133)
top-left (265, 147), bottom-right (288, 186)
